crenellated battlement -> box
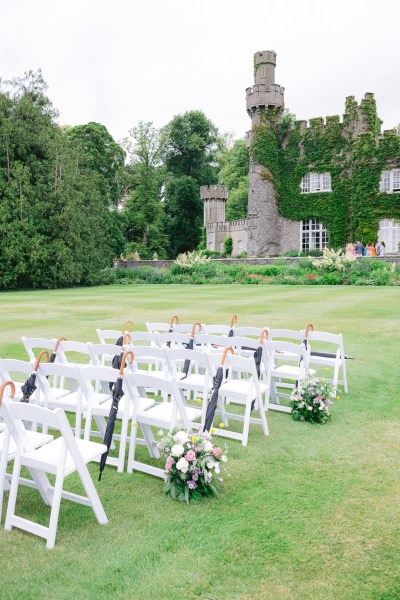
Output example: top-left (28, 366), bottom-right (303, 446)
top-left (200, 185), bottom-right (228, 201)
top-left (206, 219), bottom-right (248, 233)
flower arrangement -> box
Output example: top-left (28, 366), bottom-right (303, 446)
top-left (310, 247), bottom-right (355, 272)
top-left (157, 428), bottom-right (228, 503)
top-left (290, 377), bottom-right (338, 424)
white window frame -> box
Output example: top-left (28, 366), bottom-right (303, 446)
top-left (301, 172), bottom-right (332, 194)
top-left (378, 219), bottom-right (400, 252)
top-left (300, 219), bottom-right (329, 251)
top-left (380, 170), bottom-right (400, 193)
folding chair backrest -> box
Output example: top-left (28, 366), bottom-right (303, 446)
top-left (146, 322), bottom-right (170, 334)
top-left (78, 365), bottom-right (121, 390)
top-left (21, 337), bottom-right (56, 362)
top-left (165, 348), bottom-right (212, 375)
top-left (193, 333), bottom-right (227, 351)
top-left (203, 325), bottom-right (232, 336)
top-left (57, 341), bottom-right (92, 365)
top-left (306, 330), bottom-right (343, 349)
top-left (0, 359), bottom-right (35, 383)
top-left (222, 353), bottom-right (258, 380)
top-left (263, 340), bottom-right (308, 369)
top-left (174, 323), bottom-right (204, 334)
top-left (128, 332), bottom-right (158, 346)
top-left (234, 326), bottom-right (265, 338)
top-left (125, 345), bottom-right (168, 363)
top-left (37, 363), bottom-right (85, 397)
top-left (156, 332), bottom-right (190, 348)
top-left (87, 343), bottom-right (123, 366)
top-left (227, 336), bottom-right (259, 351)
top-left (268, 329), bottom-right (304, 342)
top-left (96, 329), bottom-right (123, 344)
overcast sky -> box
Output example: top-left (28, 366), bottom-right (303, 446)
top-left (1, 0), bottom-right (399, 144)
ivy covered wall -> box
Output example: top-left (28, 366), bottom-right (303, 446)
top-left (249, 95), bottom-right (400, 247)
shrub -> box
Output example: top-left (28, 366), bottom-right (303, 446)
top-left (312, 248), bottom-right (355, 272)
top-left (224, 237), bottom-right (233, 255)
top-left (174, 251), bottom-right (211, 271)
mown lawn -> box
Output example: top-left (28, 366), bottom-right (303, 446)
top-left (0, 285), bottom-right (399, 600)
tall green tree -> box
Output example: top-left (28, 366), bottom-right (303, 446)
top-left (218, 138), bottom-right (249, 220)
top-left (163, 111), bottom-right (219, 256)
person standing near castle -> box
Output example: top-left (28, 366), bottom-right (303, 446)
top-left (355, 241), bottom-right (364, 257)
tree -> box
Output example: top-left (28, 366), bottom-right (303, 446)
top-left (163, 111), bottom-right (219, 256)
top-left (218, 138), bottom-right (249, 221)
top-left (67, 122), bottom-right (125, 205)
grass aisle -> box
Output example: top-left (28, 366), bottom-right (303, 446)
top-left (0, 285), bottom-right (399, 600)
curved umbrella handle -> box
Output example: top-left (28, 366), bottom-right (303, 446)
top-left (34, 351), bottom-right (49, 372)
top-left (191, 322), bottom-right (202, 337)
top-left (0, 381), bottom-right (16, 404)
top-left (259, 328), bottom-right (269, 345)
top-left (122, 321), bottom-right (134, 334)
top-left (230, 314), bottom-right (238, 328)
top-left (122, 332), bottom-right (132, 346)
top-left (304, 323), bottom-right (314, 338)
top-left (170, 315), bottom-right (179, 327)
top-left (119, 350), bottom-right (135, 375)
top-left (221, 347), bottom-right (234, 365)
top-left (53, 337), bottom-right (67, 352)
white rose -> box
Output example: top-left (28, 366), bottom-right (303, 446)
top-left (204, 441), bottom-right (213, 452)
top-left (215, 465), bottom-right (220, 474)
top-left (171, 444), bottom-right (184, 457)
top-left (206, 460), bottom-right (215, 470)
top-left (307, 406), bottom-right (313, 411)
top-left (221, 455), bottom-right (228, 463)
top-left (176, 457), bottom-right (189, 473)
top-left (174, 430), bottom-right (189, 445)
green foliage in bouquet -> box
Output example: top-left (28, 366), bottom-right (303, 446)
top-left (157, 428), bottom-right (228, 504)
top-left (291, 377), bottom-right (339, 424)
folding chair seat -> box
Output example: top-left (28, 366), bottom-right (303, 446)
top-left (305, 330), bottom-right (347, 393)
top-left (262, 340), bottom-right (312, 412)
top-left (207, 350), bottom-right (269, 446)
top-left (81, 361), bottom-right (151, 473)
top-left (2, 398), bottom-right (107, 548)
top-left (0, 382), bottom-right (54, 524)
top-left (125, 372), bottom-right (202, 478)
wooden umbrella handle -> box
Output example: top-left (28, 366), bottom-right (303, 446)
top-left (304, 323), bottom-right (314, 338)
top-left (221, 347), bottom-right (234, 365)
top-left (0, 381), bottom-right (16, 404)
top-left (34, 351), bottom-right (49, 372)
top-left (259, 328), bottom-right (269, 344)
top-left (191, 322), bottom-right (202, 337)
top-left (119, 350), bottom-right (135, 375)
top-left (53, 337), bottom-right (67, 352)
top-left (170, 315), bottom-right (179, 327)
top-left (122, 321), bottom-right (134, 334)
top-left (230, 314), bottom-right (238, 327)
top-left (122, 332), bottom-right (132, 345)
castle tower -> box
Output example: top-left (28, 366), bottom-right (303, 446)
top-left (246, 51), bottom-right (285, 256)
top-left (200, 185), bottom-right (228, 226)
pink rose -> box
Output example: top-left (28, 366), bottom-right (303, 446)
top-left (165, 458), bottom-right (174, 472)
top-left (185, 450), bottom-right (196, 462)
top-left (212, 446), bottom-right (223, 459)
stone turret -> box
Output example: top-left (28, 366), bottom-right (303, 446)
top-left (246, 50), bottom-right (285, 124)
top-left (201, 185), bottom-right (228, 226)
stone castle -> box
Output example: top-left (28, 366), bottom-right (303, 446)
top-left (201, 50), bottom-right (400, 256)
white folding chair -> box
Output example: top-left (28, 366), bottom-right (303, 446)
top-left (126, 345), bottom-right (171, 380)
top-left (207, 348), bottom-right (269, 446)
top-left (125, 372), bottom-right (202, 478)
top-left (305, 330), bottom-right (347, 393)
top-left (0, 382), bottom-right (54, 524)
top-left (96, 320), bottom-right (134, 344)
top-left (193, 333), bottom-right (228, 354)
top-left (203, 315), bottom-right (237, 337)
top-left (0, 359), bottom-right (41, 402)
top-left (2, 398), bottom-right (108, 549)
top-left (21, 337), bottom-right (62, 363)
top-left (156, 332), bottom-right (190, 349)
top-left (146, 315), bottom-right (178, 334)
top-left (81, 352), bottom-right (147, 473)
top-left (56, 340), bottom-right (93, 366)
top-left (263, 340), bottom-right (312, 412)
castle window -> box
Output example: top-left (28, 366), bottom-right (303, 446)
top-left (301, 172), bottom-right (331, 193)
top-left (301, 219), bottom-right (328, 251)
top-left (378, 219), bottom-right (400, 252)
top-left (261, 67), bottom-right (266, 78)
top-left (380, 170), bottom-right (400, 193)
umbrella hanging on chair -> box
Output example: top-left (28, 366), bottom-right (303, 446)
top-left (203, 347), bottom-right (234, 433)
top-left (228, 314), bottom-right (237, 337)
top-left (167, 315), bottom-right (179, 348)
top-left (109, 333), bottom-right (132, 391)
top-left (115, 320), bottom-right (134, 347)
top-left (99, 350), bottom-right (134, 481)
top-left (20, 351), bottom-right (49, 403)
top-left (303, 323), bottom-right (354, 359)
top-left (251, 328), bottom-right (268, 410)
top-left (48, 337), bottom-right (67, 364)
top-left (182, 322), bottom-right (202, 377)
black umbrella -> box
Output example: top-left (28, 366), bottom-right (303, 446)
top-left (203, 347), bottom-right (234, 432)
top-left (251, 328), bottom-right (268, 410)
top-left (99, 350), bottom-right (134, 481)
top-left (182, 322), bottom-right (202, 377)
top-left (20, 351), bottom-right (49, 403)
top-left (228, 314), bottom-right (237, 337)
top-left (166, 315), bottom-right (179, 348)
top-left (109, 332), bottom-right (132, 391)
top-left (48, 337), bottom-right (66, 364)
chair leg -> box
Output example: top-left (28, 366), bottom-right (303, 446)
top-left (4, 442), bottom-right (23, 532)
top-left (0, 431), bottom-right (10, 524)
top-left (75, 461), bottom-right (108, 526)
top-left (127, 421), bottom-right (138, 474)
top-left (46, 460), bottom-right (66, 549)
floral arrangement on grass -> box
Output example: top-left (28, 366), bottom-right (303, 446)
top-left (157, 428), bottom-right (228, 504)
top-left (310, 247), bottom-right (355, 272)
top-left (291, 377), bottom-right (339, 424)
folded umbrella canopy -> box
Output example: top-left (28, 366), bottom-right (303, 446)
top-left (20, 351), bottom-right (49, 403)
top-left (182, 322), bottom-right (202, 377)
top-left (228, 314), bottom-right (237, 338)
top-left (203, 347), bottom-right (234, 433)
top-left (99, 350), bottom-right (135, 481)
